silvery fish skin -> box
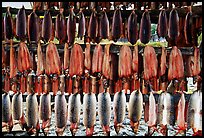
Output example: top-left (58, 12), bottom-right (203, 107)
top-left (139, 10), bottom-right (151, 44)
top-left (4, 7), bottom-right (13, 40)
top-left (26, 93), bottom-right (39, 129)
top-left (78, 10), bottom-right (85, 40)
top-left (148, 92), bottom-right (157, 127)
top-left (113, 90), bottom-right (126, 134)
top-left (39, 93), bottom-right (51, 130)
top-left (168, 9), bottom-right (179, 42)
top-left (42, 11), bottom-right (52, 43)
top-left (98, 91), bottom-right (111, 135)
top-left (55, 92), bottom-right (68, 136)
top-left (187, 91), bottom-right (202, 132)
top-left (184, 12), bottom-right (193, 44)
top-left (28, 11), bottom-right (39, 43)
top-left (99, 10), bottom-right (109, 40)
top-left (55, 12), bottom-right (66, 43)
top-left (157, 10), bottom-right (168, 38)
top-left (111, 9), bottom-right (123, 42)
top-left (16, 6), bottom-right (27, 41)
top-left (68, 93), bottom-right (81, 136)
top-left (128, 90), bottom-right (143, 133)
top-left (67, 9), bottom-right (76, 45)
top-left (127, 10), bottom-right (138, 45)
top-left (12, 92), bottom-right (22, 121)
top-left (83, 93), bottom-right (97, 136)
top-left (2, 93), bottom-right (12, 124)
top-left (157, 92), bottom-right (175, 126)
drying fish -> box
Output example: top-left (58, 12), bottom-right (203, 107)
top-left (26, 93), bottom-right (40, 135)
top-left (157, 9), bottom-right (168, 39)
top-left (113, 90), bottom-right (126, 134)
top-left (92, 44), bottom-right (103, 74)
top-left (4, 7), bottom-right (13, 40)
top-left (139, 10), bottom-right (151, 44)
top-left (39, 93), bottom-right (51, 135)
top-left (84, 43), bottom-right (91, 71)
top-left (78, 10), bottom-right (85, 40)
top-left (168, 46), bottom-right (184, 80)
top-left (158, 91), bottom-right (175, 136)
top-left (42, 10), bottom-right (52, 43)
top-left (143, 45), bottom-right (158, 81)
top-left (88, 10), bottom-right (98, 43)
top-left (12, 91), bottom-right (26, 130)
top-left (159, 47), bottom-right (167, 77)
top-left (102, 44), bottom-right (111, 79)
top-left (127, 10), bottom-right (138, 45)
top-left (36, 42), bottom-right (45, 76)
top-left (16, 6), bottom-right (27, 41)
top-left (10, 43), bottom-right (17, 79)
top-left (45, 42), bottom-right (61, 75)
top-left (68, 87), bottom-right (81, 136)
top-left (99, 10), bottom-right (109, 40)
top-left (55, 10), bottom-right (66, 44)
top-left (146, 92), bottom-right (157, 136)
top-left (83, 93), bottom-right (97, 136)
top-left (174, 92), bottom-right (186, 136)
top-left (112, 8), bottom-right (123, 42)
top-left (118, 45), bottom-right (132, 78)
top-left (184, 12), bottom-right (193, 44)
top-left (67, 8), bottom-right (76, 45)
top-left (128, 90), bottom-right (143, 134)
top-left (193, 47), bottom-right (200, 76)
top-left (2, 91), bottom-right (13, 132)
top-left (184, 55), bottom-right (194, 77)
top-left (55, 92), bottom-right (68, 136)
top-left (63, 43), bottom-right (70, 71)
top-left (98, 89), bottom-right (111, 136)
top-left (187, 91), bottom-right (202, 136)
top-left (168, 9), bottom-right (179, 45)
top-left (17, 42), bottom-right (33, 73)
top-left (132, 45), bottom-right (139, 74)
top-left (69, 43), bottom-right (84, 77)
top-left (28, 11), bottom-right (39, 44)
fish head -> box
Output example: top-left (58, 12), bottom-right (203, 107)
top-left (102, 125), bottom-right (110, 136)
top-left (86, 127), bottom-right (94, 136)
top-left (130, 120), bottom-right (139, 134)
top-left (70, 123), bottom-right (78, 136)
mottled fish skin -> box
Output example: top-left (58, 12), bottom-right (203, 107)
top-left (39, 93), bottom-right (51, 123)
top-left (16, 6), bottom-right (27, 41)
top-left (113, 90), bottom-right (126, 134)
top-left (12, 92), bottom-right (22, 120)
top-left (139, 10), bottom-right (151, 44)
top-left (42, 10), bottom-right (52, 43)
top-left (193, 47), bottom-right (200, 76)
top-left (36, 42), bottom-right (45, 76)
top-left (83, 93), bottom-right (97, 136)
top-left (187, 91), bottom-right (202, 132)
top-left (63, 43), bottom-right (70, 71)
top-left (102, 44), bottom-right (111, 79)
top-left (28, 11), bottom-right (39, 44)
top-left (159, 47), bottom-right (167, 77)
top-left (92, 44), bottom-right (104, 74)
top-left (127, 10), bottom-right (138, 45)
top-left (26, 93), bottom-right (39, 128)
top-left (2, 93), bottom-right (12, 124)
top-left (99, 10), bottom-right (109, 40)
top-left (157, 92), bottom-right (175, 126)
top-left (157, 10), bottom-right (168, 38)
top-left (55, 12), bottom-right (66, 44)
top-left (132, 45), bottom-right (139, 73)
top-left (88, 10), bottom-right (98, 43)
top-left (4, 7), bottom-right (13, 40)
top-left (128, 90), bottom-right (143, 133)
top-left (78, 10), bottom-right (85, 40)
top-left (68, 93), bottom-right (81, 135)
top-left (112, 9), bottom-right (123, 42)
top-left (184, 12), bottom-right (193, 44)
top-left (98, 91), bottom-right (111, 135)
top-left (55, 93), bottom-right (67, 135)
top-left (67, 8), bottom-right (76, 45)
top-left (10, 44), bottom-right (18, 79)
top-left (168, 9), bottom-right (179, 43)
